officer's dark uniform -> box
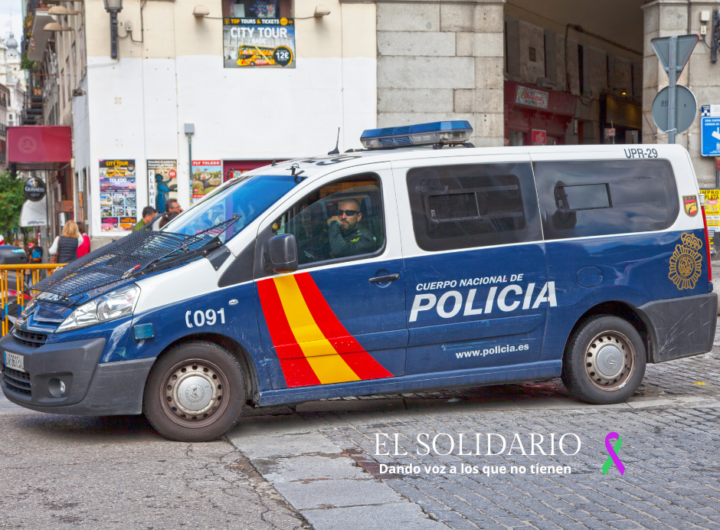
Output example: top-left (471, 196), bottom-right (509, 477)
top-left (328, 222), bottom-right (376, 258)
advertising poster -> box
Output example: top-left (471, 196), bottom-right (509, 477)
top-left (703, 189), bottom-right (720, 232)
top-left (191, 160), bottom-right (222, 205)
top-left (223, 17), bottom-right (295, 68)
top-left (147, 160), bottom-right (178, 213)
top-left (99, 159), bottom-right (137, 232)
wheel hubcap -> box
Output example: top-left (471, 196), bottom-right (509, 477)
top-left (585, 331), bottom-right (634, 390)
top-left (162, 361), bottom-right (227, 426)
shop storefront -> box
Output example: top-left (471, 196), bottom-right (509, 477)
top-left (223, 160), bottom-right (275, 182)
top-left (601, 94), bottom-right (642, 144)
top-left (504, 81), bottom-right (578, 147)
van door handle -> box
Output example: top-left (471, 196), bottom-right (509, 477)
top-left (369, 273), bottom-right (400, 283)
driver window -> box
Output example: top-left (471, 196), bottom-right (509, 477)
top-left (272, 173), bottom-right (385, 266)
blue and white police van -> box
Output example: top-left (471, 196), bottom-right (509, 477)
top-left (1, 122), bottom-right (716, 441)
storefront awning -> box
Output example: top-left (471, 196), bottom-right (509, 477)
top-left (19, 197), bottom-right (47, 227)
top-left (6, 126), bottom-right (72, 170)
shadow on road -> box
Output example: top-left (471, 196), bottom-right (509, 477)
top-left (6, 413), bottom-right (166, 443)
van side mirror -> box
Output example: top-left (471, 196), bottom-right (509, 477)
top-left (268, 234), bottom-right (298, 273)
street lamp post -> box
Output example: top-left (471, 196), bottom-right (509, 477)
top-left (103, 0), bottom-right (123, 59)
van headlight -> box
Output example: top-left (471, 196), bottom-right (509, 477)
top-left (57, 284), bottom-right (140, 333)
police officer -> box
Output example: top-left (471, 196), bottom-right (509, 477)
top-left (326, 198), bottom-right (376, 258)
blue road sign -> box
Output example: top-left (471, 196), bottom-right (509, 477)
top-left (702, 112), bottom-right (720, 157)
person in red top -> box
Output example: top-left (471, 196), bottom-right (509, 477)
top-left (76, 222), bottom-right (91, 258)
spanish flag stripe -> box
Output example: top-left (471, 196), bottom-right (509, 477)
top-left (272, 275), bottom-right (361, 384)
top-left (294, 273), bottom-right (394, 380)
top-left (256, 279), bottom-right (320, 387)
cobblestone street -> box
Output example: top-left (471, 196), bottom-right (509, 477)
top-left (229, 327), bottom-right (720, 530)
top-left (2, 327), bottom-right (719, 529)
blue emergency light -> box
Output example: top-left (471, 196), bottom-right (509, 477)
top-left (360, 120), bottom-right (473, 149)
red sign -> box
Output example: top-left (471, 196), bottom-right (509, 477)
top-left (168, 169), bottom-right (177, 178)
top-left (532, 130), bottom-right (547, 145)
top-left (7, 126), bottom-right (72, 170)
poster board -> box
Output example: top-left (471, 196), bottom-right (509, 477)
top-left (191, 160), bottom-right (222, 205)
top-left (223, 17), bottom-right (295, 68)
top-left (99, 159), bottom-right (137, 232)
top-left (147, 160), bottom-right (178, 213)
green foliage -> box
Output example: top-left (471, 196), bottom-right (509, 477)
top-left (21, 55), bottom-right (38, 71)
top-left (0, 172), bottom-right (26, 242)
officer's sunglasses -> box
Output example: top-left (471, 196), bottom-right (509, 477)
top-left (336, 209), bottom-right (359, 217)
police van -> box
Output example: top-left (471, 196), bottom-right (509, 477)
top-left (2, 122), bottom-right (716, 442)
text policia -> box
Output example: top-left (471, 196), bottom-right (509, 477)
top-left (410, 274), bottom-right (557, 322)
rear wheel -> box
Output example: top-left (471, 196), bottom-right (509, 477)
top-left (143, 341), bottom-right (246, 442)
top-left (561, 315), bottom-right (646, 404)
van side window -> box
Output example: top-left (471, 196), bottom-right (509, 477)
top-left (406, 163), bottom-right (542, 252)
top-left (272, 173), bottom-right (385, 266)
top-left (534, 160), bottom-right (679, 240)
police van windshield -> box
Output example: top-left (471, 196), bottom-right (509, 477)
top-left (163, 175), bottom-right (300, 241)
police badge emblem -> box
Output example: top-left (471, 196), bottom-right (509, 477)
top-left (683, 195), bottom-right (699, 217)
top-left (668, 233), bottom-right (703, 290)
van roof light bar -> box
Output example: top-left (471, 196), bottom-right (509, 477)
top-left (360, 120), bottom-right (473, 150)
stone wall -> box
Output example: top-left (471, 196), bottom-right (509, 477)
top-left (376, 0), bottom-right (505, 147)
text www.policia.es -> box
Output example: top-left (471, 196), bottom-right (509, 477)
top-left (455, 344), bottom-right (530, 359)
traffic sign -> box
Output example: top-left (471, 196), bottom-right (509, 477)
top-left (702, 116), bottom-right (720, 157)
top-left (651, 35), bottom-right (699, 83)
top-left (651, 84), bottom-right (697, 134)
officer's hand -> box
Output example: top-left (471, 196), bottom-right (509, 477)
top-left (327, 216), bottom-right (340, 226)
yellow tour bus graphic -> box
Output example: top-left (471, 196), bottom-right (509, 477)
top-left (237, 45), bottom-right (275, 66)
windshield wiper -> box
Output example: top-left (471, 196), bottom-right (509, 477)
top-left (127, 214), bottom-right (242, 278)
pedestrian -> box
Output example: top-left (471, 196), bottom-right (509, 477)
top-left (158, 211), bottom-right (179, 229)
top-left (166, 199), bottom-right (183, 215)
top-left (48, 220), bottom-right (83, 264)
top-left (133, 206), bottom-right (157, 232)
top-left (77, 222), bottom-right (91, 258)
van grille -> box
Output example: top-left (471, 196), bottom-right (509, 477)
top-left (3, 367), bottom-right (31, 397)
top-left (11, 329), bottom-right (47, 348)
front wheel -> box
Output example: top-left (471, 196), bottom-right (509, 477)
top-left (143, 341), bottom-right (246, 442)
top-left (561, 315), bottom-right (646, 404)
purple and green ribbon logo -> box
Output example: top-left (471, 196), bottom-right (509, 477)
top-left (602, 432), bottom-right (625, 475)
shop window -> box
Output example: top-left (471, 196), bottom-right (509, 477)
top-left (534, 160), bottom-right (679, 240)
top-left (272, 174), bottom-right (385, 266)
top-left (407, 163), bottom-right (542, 252)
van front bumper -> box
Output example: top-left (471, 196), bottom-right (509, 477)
top-left (639, 293), bottom-right (718, 363)
top-left (0, 334), bottom-right (155, 415)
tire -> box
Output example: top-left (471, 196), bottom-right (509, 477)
top-left (143, 341), bottom-right (247, 442)
top-left (561, 315), bottom-right (646, 405)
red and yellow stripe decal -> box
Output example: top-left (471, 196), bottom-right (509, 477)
top-left (257, 272), bottom-right (394, 388)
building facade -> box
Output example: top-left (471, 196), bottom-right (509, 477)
top-left (14, 0), bottom-right (720, 246)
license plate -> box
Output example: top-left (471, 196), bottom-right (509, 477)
top-left (4, 351), bottom-right (24, 373)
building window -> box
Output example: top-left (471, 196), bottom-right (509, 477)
top-left (578, 45), bottom-right (585, 95)
top-left (529, 46), bottom-right (536, 63)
